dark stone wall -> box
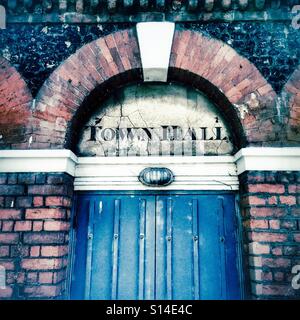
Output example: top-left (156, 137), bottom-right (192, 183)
top-left (0, 23), bottom-right (132, 96)
top-left (0, 21), bottom-right (299, 96)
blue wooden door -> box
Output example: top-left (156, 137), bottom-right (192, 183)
top-left (70, 193), bottom-right (242, 300)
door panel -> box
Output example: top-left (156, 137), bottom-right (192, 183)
top-left (88, 197), bottom-right (114, 299)
top-left (156, 196), bottom-right (195, 300)
top-left (70, 192), bottom-right (242, 300)
top-left (73, 195), bottom-right (156, 300)
top-left (198, 196), bottom-right (227, 299)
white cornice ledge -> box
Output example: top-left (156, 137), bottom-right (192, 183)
top-left (0, 150), bottom-right (78, 176)
top-left (0, 148), bottom-right (300, 177)
top-left (234, 147), bottom-right (300, 175)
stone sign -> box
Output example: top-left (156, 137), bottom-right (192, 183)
top-left (77, 84), bottom-right (234, 157)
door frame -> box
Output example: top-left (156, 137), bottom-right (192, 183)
top-left (66, 190), bottom-right (247, 300)
top-left (74, 156), bottom-right (239, 191)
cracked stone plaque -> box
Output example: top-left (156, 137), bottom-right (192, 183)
top-left (77, 83), bottom-right (234, 157)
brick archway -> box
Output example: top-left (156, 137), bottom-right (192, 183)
top-left (29, 27), bottom-right (279, 151)
top-left (0, 26), bottom-right (299, 301)
top-left (169, 28), bottom-right (278, 147)
top-left (0, 57), bottom-right (32, 149)
top-left (282, 65), bottom-right (300, 144)
top-left (33, 28), bottom-right (143, 149)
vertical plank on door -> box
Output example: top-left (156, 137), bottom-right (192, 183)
top-left (166, 198), bottom-right (173, 300)
top-left (138, 199), bottom-right (146, 300)
top-left (84, 199), bottom-right (95, 300)
top-left (88, 197), bottom-right (115, 299)
top-left (217, 197), bottom-right (227, 300)
top-left (155, 197), bottom-right (166, 299)
top-left (192, 199), bottom-right (200, 300)
top-left (111, 199), bottom-right (120, 300)
top-left (117, 197), bottom-right (140, 299)
top-left (223, 195), bottom-right (241, 300)
top-left (198, 195), bottom-right (222, 299)
top-left (171, 196), bottom-right (194, 300)
top-left (144, 197), bottom-right (156, 300)
top-left (70, 198), bottom-right (89, 299)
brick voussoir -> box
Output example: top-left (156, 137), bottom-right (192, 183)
top-left (95, 38), bottom-right (114, 63)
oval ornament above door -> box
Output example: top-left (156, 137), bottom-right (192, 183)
top-left (138, 167), bottom-right (174, 187)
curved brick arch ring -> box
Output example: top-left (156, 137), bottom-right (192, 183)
top-left (282, 65), bottom-right (300, 144)
top-left (33, 28), bottom-right (143, 149)
top-left (168, 28), bottom-right (279, 147)
top-left (0, 57), bottom-right (32, 149)
top-left (33, 27), bottom-right (278, 151)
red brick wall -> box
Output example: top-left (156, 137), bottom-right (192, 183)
top-left (239, 171), bottom-right (300, 299)
top-left (0, 173), bottom-right (73, 299)
top-left (0, 57), bottom-right (32, 149)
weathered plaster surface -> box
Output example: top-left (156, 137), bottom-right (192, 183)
top-left (78, 84), bottom-right (234, 156)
